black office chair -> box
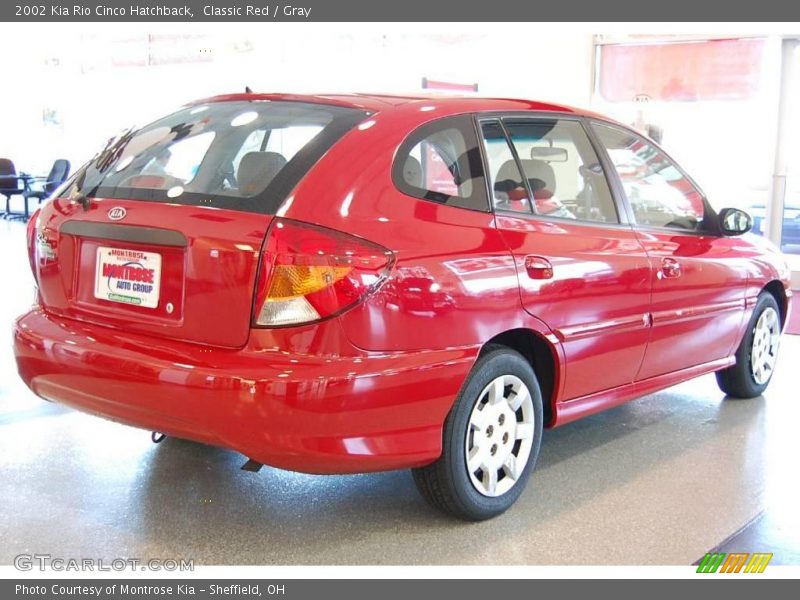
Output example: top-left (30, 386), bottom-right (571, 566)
top-left (23, 159), bottom-right (71, 218)
top-left (0, 158), bottom-right (28, 218)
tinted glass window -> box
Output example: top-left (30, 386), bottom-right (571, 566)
top-left (229, 125), bottom-right (324, 183)
top-left (61, 101), bottom-right (368, 214)
top-left (393, 115), bottom-right (489, 212)
top-left (592, 121), bottom-right (705, 230)
top-left (142, 131), bottom-right (215, 183)
top-left (480, 120), bottom-right (532, 214)
top-left (504, 119), bottom-right (619, 224)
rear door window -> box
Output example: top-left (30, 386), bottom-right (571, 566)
top-left (480, 120), bottom-right (532, 214)
top-left (503, 119), bottom-right (619, 224)
top-left (62, 101), bottom-right (368, 214)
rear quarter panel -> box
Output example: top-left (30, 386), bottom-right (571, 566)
top-left (280, 103), bottom-right (563, 355)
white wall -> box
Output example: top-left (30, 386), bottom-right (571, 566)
top-left (0, 24), bottom-right (594, 176)
top-left (2, 24), bottom-right (793, 220)
top-left (592, 36), bottom-right (792, 211)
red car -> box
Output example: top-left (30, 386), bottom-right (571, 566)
top-left (14, 93), bottom-right (791, 520)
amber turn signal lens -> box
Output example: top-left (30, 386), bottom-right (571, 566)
top-left (266, 265), bottom-right (353, 300)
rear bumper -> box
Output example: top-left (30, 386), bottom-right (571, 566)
top-left (13, 308), bottom-right (476, 474)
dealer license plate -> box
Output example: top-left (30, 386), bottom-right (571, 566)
top-left (94, 246), bottom-right (162, 308)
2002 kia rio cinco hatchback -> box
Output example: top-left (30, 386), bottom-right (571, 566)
top-left (14, 93), bottom-right (792, 520)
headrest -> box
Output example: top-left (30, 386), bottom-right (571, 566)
top-left (521, 158), bottom-right (556, 194)
top-left (237, 151), bottom-right (287, 197)
top-left (402, 155), bottom-right (423, 188)
top-left (495, 159), bottom-right (523, 191)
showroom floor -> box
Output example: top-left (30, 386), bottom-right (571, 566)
top-left (1, 218), bottom-right (799, 566)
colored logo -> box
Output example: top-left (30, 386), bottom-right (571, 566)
top-left (697, 552), bottom-right (773, 573)
top-left (102, 260), bottom-right (156, 305)
top-left (108, 207), bottom-right (127, 221)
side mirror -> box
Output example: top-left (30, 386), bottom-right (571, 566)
top-left (718, 207), bottom-right (753, 236)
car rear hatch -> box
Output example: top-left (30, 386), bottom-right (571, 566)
top-left (30, 99), bottom-right (368, 348)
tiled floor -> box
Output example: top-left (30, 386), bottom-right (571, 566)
top-left (1, 219), bottom-right (799, 565)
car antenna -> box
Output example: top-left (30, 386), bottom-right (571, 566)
top-left (245, 86), bottom-right (253, 93)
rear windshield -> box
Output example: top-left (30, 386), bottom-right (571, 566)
top-left (62, 101), bottom-right (368, 214)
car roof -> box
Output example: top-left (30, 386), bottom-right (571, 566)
top-left (192, 92), bottom-right (590, 116)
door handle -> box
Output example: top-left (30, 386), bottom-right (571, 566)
top-left (524, 255), bottom-right (554, 280)
top-left (660, 257), bottom-right (681, 279)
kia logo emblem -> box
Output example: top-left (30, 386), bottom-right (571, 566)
top-left (108, 207), bottom-right (127, 221)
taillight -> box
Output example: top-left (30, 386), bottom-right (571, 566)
top-left (26, 209), bottom-right (41, 283)
top-left (253, 218), bottom-right (394, 327)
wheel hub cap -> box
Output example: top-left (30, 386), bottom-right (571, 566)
top-left (750, 306), bottom-right (780, 385)
top-left (465, 374), bottom-right (535, 497)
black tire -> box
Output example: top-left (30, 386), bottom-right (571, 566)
top-left (412, 345), bottom-right (543, 521)
top-left (716, 292), bottom-right (781, 399)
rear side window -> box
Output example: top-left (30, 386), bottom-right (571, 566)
top-left (392, 115), bottom-right (489, 212)
top-left (62, 101), bottom-right (368, 214)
